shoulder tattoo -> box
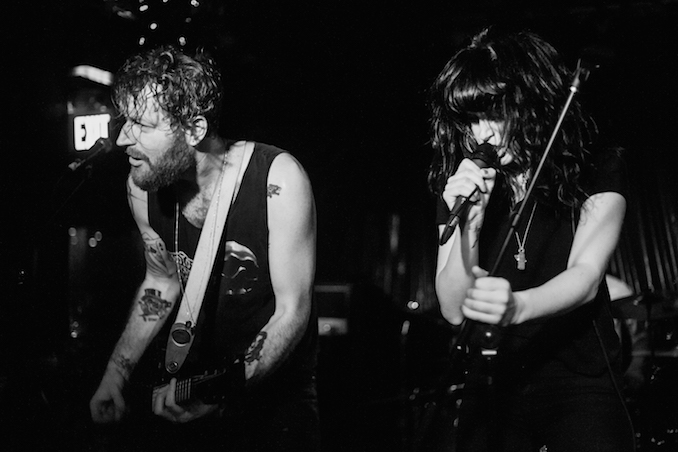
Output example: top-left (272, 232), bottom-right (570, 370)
top-left (267, 184), bottom-right (282, 198)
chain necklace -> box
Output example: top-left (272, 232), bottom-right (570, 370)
top-left (514, 202), bottom-right (538, 271)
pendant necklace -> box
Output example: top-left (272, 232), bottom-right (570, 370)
top-left (514, 202), bottom-right (538, 271)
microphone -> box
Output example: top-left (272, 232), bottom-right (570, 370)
top-left (439, 142), bottom-right (496, 246)
top-left (68, 138), bottom-right (113, 172)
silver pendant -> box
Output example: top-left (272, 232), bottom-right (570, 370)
top-left (514, 247), bottom-right (527, 270)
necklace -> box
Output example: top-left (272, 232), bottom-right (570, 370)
top-left (513, 202), bottom-right (538, 271)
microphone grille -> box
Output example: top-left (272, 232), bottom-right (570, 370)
top-left (472, 142), bottom-right (497, 169)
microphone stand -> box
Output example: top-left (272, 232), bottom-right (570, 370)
top-left (15, 138), bottom-right (116, 328)
top-left (414, 61), bottom-right (593, 452)
top-left (46, 138), bottom-right (113, 228)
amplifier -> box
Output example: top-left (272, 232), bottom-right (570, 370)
top-left (315, 283), bottom-right (352, 336)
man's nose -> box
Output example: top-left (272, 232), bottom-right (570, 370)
top-left (116, 121), bottom-right (134, 147)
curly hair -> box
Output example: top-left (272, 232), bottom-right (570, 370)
top-left (428, 27), bottom-right (595, 213)
top-left (113, 45), bottom-right (223, 136)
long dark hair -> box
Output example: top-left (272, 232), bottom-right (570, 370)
top-left (428, 27), bottom-right (595, 213)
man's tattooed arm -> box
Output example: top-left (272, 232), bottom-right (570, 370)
top-left (137, 287), bottom-right (173, 322)
top-left (244, 332), bottom-right (268, 364)
top-left (243, 331), bottom-right (274, 385)
top-left (111, 352), bottom-right (135, 381)
top-left (101, 176), bottom-right (180, 389)
top-left (267, 184), bottom-right (282, 198)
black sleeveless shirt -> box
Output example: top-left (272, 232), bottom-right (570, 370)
top-left (436, 149), bottom-right (627, 377)
top-left (147, 142), bottom-right (317, 383)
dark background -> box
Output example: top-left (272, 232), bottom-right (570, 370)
top-left (2, 1), bottom-right (677, 451)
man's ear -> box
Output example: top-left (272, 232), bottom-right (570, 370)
top-left (184, 116), bottom-right (208, 146)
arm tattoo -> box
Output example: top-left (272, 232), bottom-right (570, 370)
top-left (137, 288), bottom-right (172, 321)
top-left (244, 332), bottom-right (267, 364)
top-left (112, 353), bottom-right (134, 379)
top-left (267, 184), bottom-right (282, 198)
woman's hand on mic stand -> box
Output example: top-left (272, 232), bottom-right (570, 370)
top-left (462, 266), bottom-right (522, 326)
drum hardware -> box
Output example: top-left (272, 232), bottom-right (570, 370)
top-left (614, 293), bottom-right (678, 359)
top-left (631, 347), bottom-right (678, 358)
top-left (611, 292), bottom-right (678, 322)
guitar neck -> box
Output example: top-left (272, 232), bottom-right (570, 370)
top-left (174, 375), bottom-right (197, 405)
top-left (153, 357), bottom-right (244, 406)
top-left (159, 369), bottom-right (229, 405)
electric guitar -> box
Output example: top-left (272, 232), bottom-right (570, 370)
top-left (152, 357), bottom-right (245, 406)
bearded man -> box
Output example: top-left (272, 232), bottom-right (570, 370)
top-left (89, 46), bottom-right (319, 452)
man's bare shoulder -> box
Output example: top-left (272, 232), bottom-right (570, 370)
top-left (267, 152), bottom-right (311, 192)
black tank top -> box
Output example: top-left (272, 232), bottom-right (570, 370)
top-left (436, 148), bottom-right (627, 377)
top-left (147, 142), bottom-right (317, 382)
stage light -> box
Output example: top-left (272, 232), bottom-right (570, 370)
top-left (71, 65), bottom-right (113, 86)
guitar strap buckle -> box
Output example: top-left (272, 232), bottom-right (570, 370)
top-left (165, 321), bottom-right (195, 374)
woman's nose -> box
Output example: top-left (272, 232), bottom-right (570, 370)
top-left (471, 120), bottom-right (495, 144)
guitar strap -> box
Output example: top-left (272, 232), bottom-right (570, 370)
top-left (165, 141), bottom-right (255, 374)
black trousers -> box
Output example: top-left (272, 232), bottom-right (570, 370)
top-left (455, 361), bottom-right (635, 452)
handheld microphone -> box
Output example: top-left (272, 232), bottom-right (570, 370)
top-left (439, 142), bottom-right (497, 246)
top-left (68, 138), bottom-right (113, 172)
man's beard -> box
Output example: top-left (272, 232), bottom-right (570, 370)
top-left (131, 134), bottom-right (195, 192)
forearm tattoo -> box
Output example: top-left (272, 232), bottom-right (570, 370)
top-left (112, 353), bottom-right (134, 379)
top-left (138, 288), bottom-right (172, 321)
top-left (267, 184), bottom-right (281, 198)
top-left (244, 332), bottom-right (267, 364)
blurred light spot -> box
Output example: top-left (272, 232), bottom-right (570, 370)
top-left (71, 65), bottom-right (113, 86)
top-left (70, 321), bottom-right (80, 339)
top-left (401, 320), bottom-right (410, 336)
